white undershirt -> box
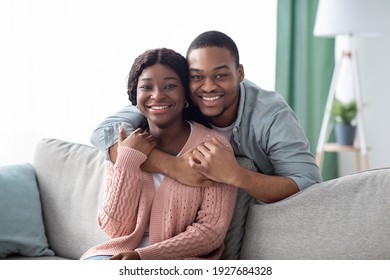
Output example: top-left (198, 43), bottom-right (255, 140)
top-left (137, 122), bottom-right (193, 248)
top-left (209, 122), bottom-right (235, 140)
top-left (136, 173), bottom-right (164, 248)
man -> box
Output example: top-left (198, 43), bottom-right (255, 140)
top-left (91, 30), bottom-right (321, 204)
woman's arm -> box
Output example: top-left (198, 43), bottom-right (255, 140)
top-left (99, 128), bottom-right (155, 238)
top-left (98, 147), bottom-right (146, 238)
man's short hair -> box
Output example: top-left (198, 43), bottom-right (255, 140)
top-left (186, 30), bottom-right (240, 68)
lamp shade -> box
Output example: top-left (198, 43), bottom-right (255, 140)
top-left (314, 0), bottom-right (381, 37)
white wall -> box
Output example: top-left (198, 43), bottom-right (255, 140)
top-left (2, 0), bottom-right (389, 175)
top-left (0, 0), bottom-right (277, 166)
top-left (338, 0), bottom-right (390, 175)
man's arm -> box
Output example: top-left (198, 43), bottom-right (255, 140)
top-left (94, 106), bottom-right (212, 185)
top-left (90, 105), bottom-right (145, 161)
top-left (229, 166), bottom-right (299, 203)
top-left (190, 137), bottom-right (299, 203)
top-left (141, 147), bottom-right (215, 185)
top-left (108, 137), bottom-right (214, 186)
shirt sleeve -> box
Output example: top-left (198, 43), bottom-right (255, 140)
top-left (90, 105), bottom-right (146, 160)
top-left (263, 106), bottom-right (322, 190)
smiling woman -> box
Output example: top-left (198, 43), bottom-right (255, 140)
top-left (126, 48), bottom-right (201, 157)
top-left (79, 47), bottom-right (238, 260)
top-left (0, 0), bottom-right (276, 165)
top-left (136, 64), bottom-right (188, 131)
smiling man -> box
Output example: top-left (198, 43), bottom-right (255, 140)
top-left (187, 46), bottom-right (243, 128)
top-left (90, 31), bottom-right (321, 203)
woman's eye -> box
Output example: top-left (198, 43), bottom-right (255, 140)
top-left (164, 83), bottom-right (177, 90)
top-left (140, 85), bottom-right (152, 90)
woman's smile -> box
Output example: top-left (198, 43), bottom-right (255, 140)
top-left (145, 103), bottom-right (172, 113)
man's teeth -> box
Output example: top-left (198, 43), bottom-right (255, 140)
top-left (202, 96), bottom-right (221, 101)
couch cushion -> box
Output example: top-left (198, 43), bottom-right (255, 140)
top-left (33, 139), bottom-right (109, 259)
top-left (241, 168), bottom-right (390, 259)
top-left (0, 163), bottom-right (54, 258)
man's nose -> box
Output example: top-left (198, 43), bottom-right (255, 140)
top-left (201, 78), bottom-right (217, 92)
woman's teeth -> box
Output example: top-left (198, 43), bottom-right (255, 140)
top-left (149, 105), bottom-right (169, 109)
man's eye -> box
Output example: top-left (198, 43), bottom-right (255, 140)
top-left (216, 73), bottom-right (228, 79)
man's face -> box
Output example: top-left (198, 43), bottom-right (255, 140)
top-left (187, 47), bottom-right (244, 127)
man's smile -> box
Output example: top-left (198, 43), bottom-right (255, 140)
top-left (201, 95), bottom-right (222, 101)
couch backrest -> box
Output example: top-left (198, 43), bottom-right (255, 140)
top-left (33, 138), bottom-right (109, 259)
top-left (240, 167), bottom-right (390, 259)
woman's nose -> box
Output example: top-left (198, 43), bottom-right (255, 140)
top-left (151, 87), bottom-right (164, 100)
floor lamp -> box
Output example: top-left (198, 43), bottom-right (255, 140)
top-left (313, 0), bottom-right (380, 172)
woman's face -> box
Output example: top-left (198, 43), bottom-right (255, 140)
top-left (136, 63), bottom-right (187, 129)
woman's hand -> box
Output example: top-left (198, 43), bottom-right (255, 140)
top-left (118, 126), bottom-right (155, 156)
top-left (109, 251), bottom-right (141, 260)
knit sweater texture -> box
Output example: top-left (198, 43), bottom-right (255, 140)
top-left (81, 122), bottom-right (237, 260)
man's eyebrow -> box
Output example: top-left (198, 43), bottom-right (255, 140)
top-left (189, 65), bottom-right (230, 72)
top-left (188, 67), bottom-right (203, 73)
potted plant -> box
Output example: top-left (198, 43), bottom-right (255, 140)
top-left (331, 98), bottom-right (357, 146)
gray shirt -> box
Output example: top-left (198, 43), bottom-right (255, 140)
top-left (230, 79), bottom-right (321, 190)
top-left (90, 79), bottom-right (322, 191)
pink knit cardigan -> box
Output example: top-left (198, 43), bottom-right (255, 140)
top-left (81, 122), bottom-right (237, 260)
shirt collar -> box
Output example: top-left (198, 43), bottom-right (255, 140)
top-left (234, 80), bottom-right (247, 130)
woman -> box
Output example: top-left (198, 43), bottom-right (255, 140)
top-left (81, 48), bottom-right (237, 260)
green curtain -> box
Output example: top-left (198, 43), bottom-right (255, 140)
top-left (275, 0), bottom-right (337, 181)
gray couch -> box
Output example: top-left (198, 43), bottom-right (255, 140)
top-left (2, 138), bottom-right (390, 260)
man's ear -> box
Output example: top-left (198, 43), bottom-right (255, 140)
top-left (237, 64), bottom-right (245, 82)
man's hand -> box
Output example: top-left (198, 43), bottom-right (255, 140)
top-left (141, 148), bottom-right (217, 187)
top-left (173, 149), bottom-right (216, 187)
top-left (189, 137), bottom-right (238, 186)
top-left (109, 251), bottom-right (141, 260)
top-left (118, 126), bottom-right (155, 156)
